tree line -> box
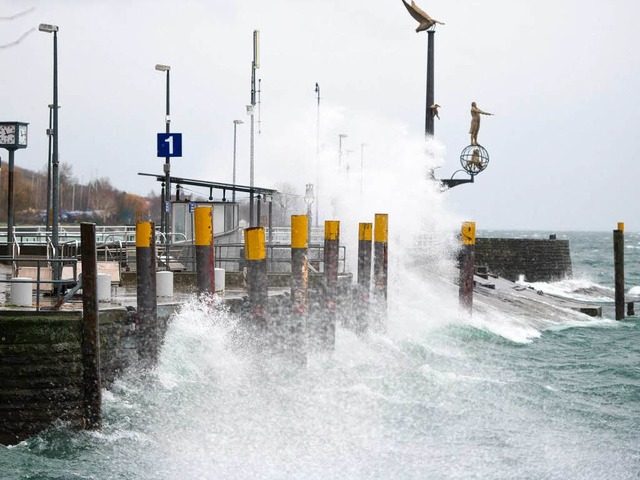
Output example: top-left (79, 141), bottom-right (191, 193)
top-left (0, 161), bottom-right (308, 228)
top-left (0, 162), bottom-right (160, 225)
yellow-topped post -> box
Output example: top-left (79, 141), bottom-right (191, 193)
top-left (356, 222), bottom-right (373, 335)
top-left (194, 206), bottom-right (215, 295)
top-left (135, 221), bottom-right (158, 365)
top-left (461, 221), bottom-right (476, 246)
top-left (244, 226), bottom-right (268, 328)
top-left (317, 220), bottom-right (340, 350)
top-left (459, 221), bottom-right (476, 313)
top-left (373, 214), bottom-right (388, 330)
top-left (614, 222), bottom-right (625, 320)
top-left (289, 215), bottom-right (309, 363)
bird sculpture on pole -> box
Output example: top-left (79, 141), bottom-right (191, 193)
top-left (401, 0), bottom-right (444, 32)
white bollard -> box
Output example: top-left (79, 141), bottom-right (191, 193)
top-left (11, 277), bottom-right (32, 307)
top-left (156, 271), bottom-right (174, 297)
top-left (215, 268), bottom-right (225, 294)
top-left (97, 273), bottom-right (111, 302)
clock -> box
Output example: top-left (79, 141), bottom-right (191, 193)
top-left (0, 124), bottom-right (16, 146)
top-left (0, 122), bottom-right (28, 149)
top-left (18, 124), bottom-right (27, 146)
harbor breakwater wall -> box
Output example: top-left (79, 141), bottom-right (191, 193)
top-left (0, 306), bottom-right (177, 445)
top-left (475, 237), bottom-right (573, 282)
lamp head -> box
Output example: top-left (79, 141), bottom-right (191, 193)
top-left (38, 23), bottom-right (59, 33)
top-left (234, 119), bottom-right (244, 125)
top-left (155, 64), bottom-right (171, 72)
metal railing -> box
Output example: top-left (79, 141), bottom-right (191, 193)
top-left (1, 225), bottom-right (347, 277)
top-left (1, 256), bottom-right (79, 311)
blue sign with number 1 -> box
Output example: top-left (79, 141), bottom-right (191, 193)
top-left (157, 133), bottom-right (182, 157)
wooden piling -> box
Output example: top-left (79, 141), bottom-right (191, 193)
top-left (80, 222), bottom-right (102, 430)
top-left (244, 227), bottom-right (268, 329)
top-left (136, 221), bottom-right (158, 365)
top-left (291, 215), bottom-right (308, 316)
top-left (290, 215), bottom-right (308, 363)
top-left (194, 205), bottom-right (215, 295)
top-left (373, 214), bottom-right (388, 330)
top-left (459, 221), bottom-right (476, 313)
top-left (356, 222), bottom-right (372, 335)
top-left (614, 222), bottom-right (625, 321)
top-left (321, 220), bottom-right (340, 350)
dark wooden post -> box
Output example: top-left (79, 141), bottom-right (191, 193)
top-left (459, 221), bottom-right (476, 313)
top-left (244, 227), bottom-right (268, 328)
top-left (321, 220), bottom-right (340, 350)
top-left (356, 222), bottom-right (372, 336)
top-left (373, 214), bottom-right (388, 331)
top-left (80, 222), bottom-right (102, 430)
top-left (136, 221), bottom-right (158, 365)
top-left (290, 215), bottom-right (308, 363)
top-left (195, 205), bottom-right (215, 294)
top-left (614, 222), bottom-right (625, 321)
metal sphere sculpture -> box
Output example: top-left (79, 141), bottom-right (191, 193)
top-left (460, 144), bottom-right (489, 175)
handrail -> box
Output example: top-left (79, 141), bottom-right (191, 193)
top-left (2, 256), bottom-right (79, 311)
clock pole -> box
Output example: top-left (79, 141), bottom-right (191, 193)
top-left (0, 122), bottom-right (29, 256)
top-left (6, 149), bottom-right (15, 254)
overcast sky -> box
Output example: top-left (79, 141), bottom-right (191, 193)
top-left (1, 0), bottom-right (639, 231)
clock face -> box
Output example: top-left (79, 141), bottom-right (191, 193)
top-left (18, 124), bottom-right (27, 146)
top-left (0, 124), bottom-right (16, 146)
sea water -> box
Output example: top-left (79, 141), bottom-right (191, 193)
top-left (1, 230), bottom-right (639, 480)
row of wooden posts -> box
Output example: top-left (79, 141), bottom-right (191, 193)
top-left (56, 218), bottom-right (632, 437)
top-left (135, 207), bottom-right (391, 358)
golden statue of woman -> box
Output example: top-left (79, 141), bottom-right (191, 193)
top-left (469, 102), bottom-right (493, 146)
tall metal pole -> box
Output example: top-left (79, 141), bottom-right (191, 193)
top-left (315, 82), bottom-right (320, 227)
top-left (46, 104), bottom-right (53, 231)
top-left (6, 150), bottom-right (15, 255)
top-left (249, 30), bottom-right (260, 227)
top-left (156, 64), bottom-right (171, 269)
top-left (164, 69), bottom-right (171, 269)
top-left (360, 143), bottom-right (366, 195)
top-left (338, 134), bottom-right (347, 171)
top-left (425, 29), bottom-right (435, 137)
top-left (232, 120), bottom-right (242, 204)
top-left (51, 28), bottom-right (60, 288)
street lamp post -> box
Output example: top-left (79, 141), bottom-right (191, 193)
top-left (304, 183), bottom-right (314, 245)
top-left (315, 82), bottom-right (320, 227)
top-left (360, 143), bottom-right (367, 195)
top-left (338, 133), bottom-right (348, 171)
top-left (155, 64), bottom-right (171, 269)
top-left (39, 23), bottom-right (60, 288)
top-left (44, 103), bottom-right (59, 231)
top-left (232, 119), bottom-right (243, 204)
top-left (249, 29), bottom-right (260, 227)
top-left (232, 119), bottom-right (243, 230)
top-left (45, 104), bottom-right (53, 230)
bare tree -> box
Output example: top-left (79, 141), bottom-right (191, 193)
top-left (0, 7), bottom-right (36, 49)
